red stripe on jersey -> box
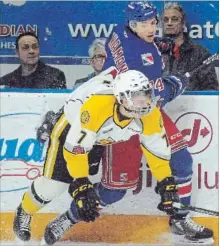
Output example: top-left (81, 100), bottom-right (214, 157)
top-left (171, 141), bottom-right (188, 152)
top-left (178, 184), bottom-right (192, 195)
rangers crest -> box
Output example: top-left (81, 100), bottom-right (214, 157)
top-left (141, 53), bottom-right (154, 66)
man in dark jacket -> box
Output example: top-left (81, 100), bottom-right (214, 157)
top-left (0, 32), bottom-right (66, 89)
top-left (161, 2), bottom-right (218, 91)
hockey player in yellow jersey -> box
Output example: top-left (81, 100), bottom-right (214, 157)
top-left (13, 68), bottom-right (181, 245)
top-left (64, 71), bottom-right (171, 180)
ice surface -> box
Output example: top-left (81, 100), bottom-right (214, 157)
top-left (1, 233), bottom-right (215, 246)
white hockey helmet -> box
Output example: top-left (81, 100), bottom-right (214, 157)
top-left (112, 70), bottom-right (156, 116)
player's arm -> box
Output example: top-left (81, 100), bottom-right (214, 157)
top-left (63, 127), bottom-right (96, 178)
top-left (140, 124), bottom-right (172, 182)
top-left (160, 72), bottom-right (189, 107)
top-left (63, 111), bottom-right (100, 223)
top-left (63, 109), bottom-right (97, 178)
top-left (63, 126), bottom-right (96, 178)
top-left (155, 73), bottom-right (189, 109)
top-left (139, 109), bottom-right (171, 181)
top-left (140, 108), bottom-right (180, 215)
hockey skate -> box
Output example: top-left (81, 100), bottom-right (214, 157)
top-left (169, 213), bottom-right (214, 245)
top-left (13, 204), bottom-right (32, 241)
top-left (42, 211), bottom-right (75, 245)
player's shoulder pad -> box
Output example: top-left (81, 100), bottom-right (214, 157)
top-left (140, 107), bottom-right (163, 135)
top-left (80, 94), bottom-right (116, 132)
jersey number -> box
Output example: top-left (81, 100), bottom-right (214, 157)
top-left (155, 78), bottom-right (164, 92)
top-left (162, 134), bottom-right (169, 147)
top-left (77, 130), bottom-right (87, 144)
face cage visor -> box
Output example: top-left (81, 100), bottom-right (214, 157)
top-left (119, 89), bottom-right (156, 116)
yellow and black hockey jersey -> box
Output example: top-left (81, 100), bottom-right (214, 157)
top-left (63, 70), bottom-right (172, 182)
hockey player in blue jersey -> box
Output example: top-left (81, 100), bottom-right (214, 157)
top-left (101, 1), bottom-right (213, 243)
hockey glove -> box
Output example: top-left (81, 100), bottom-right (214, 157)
top-left (36, 110), bottom-right (56, 143)
top-left (163, 72), bottom-right (189, 102)
top-left (69, 178), bottom-right (100, 222)
top-left (155, 177), bottom-right (180, 215)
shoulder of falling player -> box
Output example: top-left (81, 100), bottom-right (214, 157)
top-left (79, 89), bottom-right (164, 137)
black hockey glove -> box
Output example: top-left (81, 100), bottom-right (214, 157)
top-left (155, 177), bottom-right (180, 215)
top-left (36, 110), bottom-right (56, 143)
top-left (69, 178), bottom-right (100, 222)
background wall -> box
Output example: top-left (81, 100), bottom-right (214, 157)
top-left (0, 0), bottom-right (219, 88)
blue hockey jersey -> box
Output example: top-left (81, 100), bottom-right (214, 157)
top-left (103, 26), bottom-right (186, 107)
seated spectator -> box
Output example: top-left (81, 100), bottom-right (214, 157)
top-left (0, 32), bottom-right (66, 89)
top-left (160, 2), bottom-right (218, 91)
top-left (74, 39), bottom-right (106, 85)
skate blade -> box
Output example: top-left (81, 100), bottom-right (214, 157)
top-left (158, 232), bottom-right (214, 246)
top-left (185, 237), bottom-right (214, 245)
top-left (173, 234), bottom-right (215, 245)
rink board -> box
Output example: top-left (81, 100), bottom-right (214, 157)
top-left (0, 213), bottom-right (218, 245)
top-left (0, 92), bottom-right (219, 245)
top-left (0, 92), bottom-right (218, 213)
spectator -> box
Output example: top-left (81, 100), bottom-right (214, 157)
top-left (74, 39), bottom-right (106, 85)
top-left (160, 2), bottom-right (218, 91)
top-left (0, 32), bottom-right (66, 89)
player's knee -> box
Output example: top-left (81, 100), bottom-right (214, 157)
top-left (170, 148), bottom-right (193, 178)
top-left (94, 182), bottom-right (127, 206)
top-left (34, 176), bottom-right (68, 202)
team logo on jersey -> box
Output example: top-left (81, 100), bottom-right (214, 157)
top-left (81, 111), bottom-right (90, 124)
top-left (120, 173), bottom-right (128, 182)
top-left (141, 53), bottom-right (154, 66)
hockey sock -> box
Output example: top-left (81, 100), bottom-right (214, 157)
top-left (174, 178), bottom-right (192, 217)
top-left (177, 179), bottom-right (192, 206)
top-left (22, 183), bottom-right (50, 215)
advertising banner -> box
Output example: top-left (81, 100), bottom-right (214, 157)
top-left (0, 0), bottom-right (219, 60)
top-left (0, 92), bottom-right (218, 215)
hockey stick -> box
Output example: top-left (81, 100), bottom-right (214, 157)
top-left (173, 202), bottom-right (219, 216)
top-left (185, 52), bottom-right (219, 78)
